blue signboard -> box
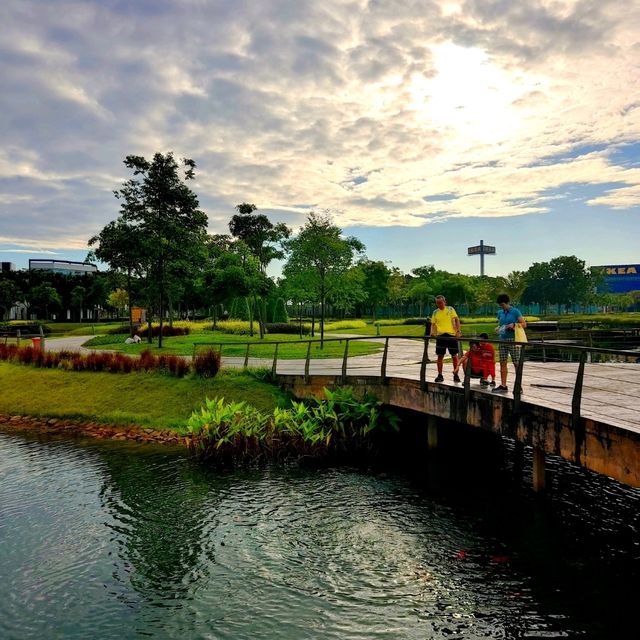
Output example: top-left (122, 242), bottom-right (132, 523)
top-left (593, 264), bottom-right (640, 293)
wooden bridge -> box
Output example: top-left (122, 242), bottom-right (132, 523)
top-left (209, 335), bottom-right (640, 491)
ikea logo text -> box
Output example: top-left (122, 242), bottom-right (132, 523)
top-left (605, 266), bottom-right (637, 275)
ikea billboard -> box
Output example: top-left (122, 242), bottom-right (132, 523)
top-left (593, 264), bottom-right (640, 293)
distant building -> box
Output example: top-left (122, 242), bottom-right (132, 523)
top-left (1, 262), bottom-right (15, 272)
top-left (29, 259), bottom-right (97, 275)
top-left (593, 264), bottom-right (640, 294)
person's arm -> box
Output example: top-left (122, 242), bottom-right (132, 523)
top-left (430, 314), bottom-right (437, 337)
top-left (454, 352), bottom-right (468, 374)
top-left (453, 314), bottom-right (461, 336)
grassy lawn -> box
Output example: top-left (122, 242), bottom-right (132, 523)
top-left (0, 363), bottom-right (289, 429)
top-left (45, 321), bottom-right (126, 336)
top-left (325, 320), bottom-right (500, 338)
top-left (82, 332), bottom-right (382, 358)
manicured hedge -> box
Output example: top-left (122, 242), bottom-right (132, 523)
top-left (265, 323), bottom-right (310, 335)
top-left (108, 324), bottom-right (191, 337)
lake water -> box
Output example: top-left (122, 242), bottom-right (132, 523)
top-left (0, 429), bottom-right (638, 639)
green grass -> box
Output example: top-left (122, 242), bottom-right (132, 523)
top-left (83, 333), bottom-right (382, 358)
top-left (0, 363), bottom-right (289, 429)
top-left (43, 322), bottom-right (125, 336)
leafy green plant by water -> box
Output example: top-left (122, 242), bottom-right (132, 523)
top-left (184, 387), bottom-right (400, 463)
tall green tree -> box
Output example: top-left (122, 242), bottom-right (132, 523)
top-left (523, 256), bottom-right (594, 312)
top-left (0, 279), bottom-right (22, 321)
top-left (284, 213), bottom-right (364, 347)
top-left (89, 219), bottom-right (147, 335)
top-left (229, 203), bottom-right (290, 273)
top-left (113, 152), bottom-right (208, 347)
top-left (500, 271), bottom-right (528, 305)
top-left (387, 268), bottom-right (408, 317)
top-left (70, 285), bottom-right (86, 321)
top-left (359, 260), bottom-right (390, 320)
top-left (28, 283), bottom-right (61, 320)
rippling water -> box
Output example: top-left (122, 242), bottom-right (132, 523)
top-left (0, 430), bottom-right (638, 639)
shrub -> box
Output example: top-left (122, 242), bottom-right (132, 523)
top-left (185, 387), bottom-right (401, 462)
top-left (231, 297), bottom-right (251, 321)
top-left (0, 342), bottom-right (192, 378)
top-left (265, 323), bottom-right (310, 335)
top-left (321, 320), bottom-right (368, 331)
top-left (215, 320), bottom-right (253, 335)
top-left (402, 318), bottom-right (428, 325)
top-left (193, 348), bottom-right (222, 378)
top-left (136, 324), bottom-right (190, 337)
top-left (139, 349), bottom-right (158, 371)
top-left (108, 324), bottom-right (133, 335)
top-left (273, 298), bottom-right (289, 323)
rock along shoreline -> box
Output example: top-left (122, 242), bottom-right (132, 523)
top-left (0, 414), bottom-right (186, 446)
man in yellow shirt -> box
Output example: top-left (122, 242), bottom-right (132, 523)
top-left (430, 295), bottom-right (461, 383)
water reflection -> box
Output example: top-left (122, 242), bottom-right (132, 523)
top-left (0, 429), bottom-right (638, 640)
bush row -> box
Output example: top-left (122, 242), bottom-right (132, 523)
top-left (0, 344), bottom-right (220, 378)
top-left (108, 323), bottom-right (191, 337)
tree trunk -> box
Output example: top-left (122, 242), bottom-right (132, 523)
top-left (158, 256), bottom-right (164, 348)
top-left (299, 302), bottom-right (303, 338)
top-left (127, 269), bottom-right (134, 337)
top-left (320, 282), bottom-right (326, 349)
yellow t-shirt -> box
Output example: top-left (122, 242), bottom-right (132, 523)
top-left (431, 306), bottom-right (458, 335)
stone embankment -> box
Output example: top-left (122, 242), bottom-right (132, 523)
top-left (0, 414), bottom-right (185, 445)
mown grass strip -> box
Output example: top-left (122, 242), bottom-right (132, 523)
top-left (82, 333), bottom-right (382, 358)
top-left (0, 363), bottom-right (289, 429)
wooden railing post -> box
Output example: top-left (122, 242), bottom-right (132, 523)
top-left (513, 344), bottom-right (527, 413)
top-left (420, 337), bottom-right (429, 391)
top-left (16, 329), bottom-right (21, 346)
top-left (243, 343), bottom-right (250, 369)
top-left (341, 339), bottom-right (349, 385)
top-left (271, 342), bottom-right (279, 377)
top-left (463, 354), bottom-right (471, 404)
top-left (380, 337), bottom-right (390, 384)
top-left (571, 350), bottom-right (588, 429)
top-left (304, 341), bottom-right (312, 383)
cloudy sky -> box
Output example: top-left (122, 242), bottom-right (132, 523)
top-left (1, 0), bottom-right (639, 276)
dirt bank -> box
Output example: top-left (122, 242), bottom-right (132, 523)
top-left (0, 414), bottom-right (186, 445)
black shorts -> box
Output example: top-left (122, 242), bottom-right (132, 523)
top-left (435, 334), bottom-right (459, 356)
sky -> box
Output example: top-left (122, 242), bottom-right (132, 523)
top-left (1, 0), bottom-right (639, 278)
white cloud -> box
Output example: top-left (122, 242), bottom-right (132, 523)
top-left (0, 0), bottom-right (638, 252)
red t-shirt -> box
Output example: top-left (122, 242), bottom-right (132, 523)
top-left (465, 344), bottom-right (496, 377)
top-left (479, 343), bottom-right (496, 377)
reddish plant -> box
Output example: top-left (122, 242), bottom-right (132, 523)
top-left (139, 349), bottom-right (158, 371)
top-left (193, 348), bottom-right (221, 378)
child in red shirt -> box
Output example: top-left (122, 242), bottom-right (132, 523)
top-left (478, 332), bottom-right (496, 386)
top-left (454, 333), bottom-right (496, 386)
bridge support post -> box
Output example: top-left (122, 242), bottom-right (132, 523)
top-left (427, 415), bottom-right (438, 450)
top-left (532, 446), bottom-right (546, 492)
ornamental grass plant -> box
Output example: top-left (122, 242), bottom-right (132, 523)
top-left (0, 344), bottom-right (212, 379)
top-left (184, 386), bottom-right (400, 464)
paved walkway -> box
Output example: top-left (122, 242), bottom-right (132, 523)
top-left (44, 334), bottom-right (640, 434)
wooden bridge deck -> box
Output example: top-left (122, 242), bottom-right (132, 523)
top-left (231, 339), bottom-right (640, 435)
